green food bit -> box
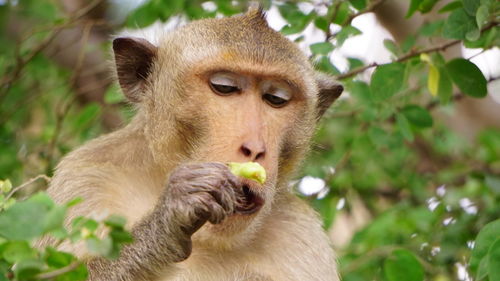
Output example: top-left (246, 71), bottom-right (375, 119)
top-left (228, 162), bottom-right (266, 184)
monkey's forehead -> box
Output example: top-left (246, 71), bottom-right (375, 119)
top-left (156, 14), bottom-right (316, 93)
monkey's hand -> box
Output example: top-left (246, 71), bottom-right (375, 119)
top-left (166, 162), bottom-right (240, 233)
top-left (87, 163), bottom-right (240, 281)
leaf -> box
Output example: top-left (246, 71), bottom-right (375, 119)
top-left (14, 259), bottom-right (43, 280)
top-left (349, 0), bottom-right (367, 10)
top-left (370, 63), bottom-right (406, 101)
top-left (335, 25), bottom-right (362, 47)
top-left (45, 247), bottom-right (74, 268)
top-left (407, 0), bottom-right (423, 17)
top-left (104, 215), bottom-right (127, 228)
top-left (446, 58), bottom-right (487, 98)
top-left (396, 114), bottom-right (414, 141)
top-left (438, 1), bottom-right (463, 13)
top-left (332, 2), bottom-right (350, 25)
top-left (476, 5), bottom-right (490, 29)
top-left (420, 20), bottom-right (445, 36)
top-left (2, 241), bottom-right (37, 263)
top-left (383, 39), bottom-right (400, 56)
top-left (443, 8), bottom-right (477, 39)
top-left (488, 238), bottom-right (500, 281)
top-left (125, 2), bottom-right (158, 28)
top-left (310, 42), bottom-right (334, 55)
top-left (427, 64), bottom-right (439, 96)
top-left (0, 192), bottom-right (53, 240)
top-left (470, 219), bottom-right (500, 275)
top-left (86, 237), bottom-right (113, 257)
top-left (314, 17), bottom-right (329, 32)
top-left (463, 0), bottom-right (481, 16)
top-left (401, 105), bottom-right (434, 128)
top-left (485, 175), bottom-right (500, 194)
top-left (436, 65), bottom-right (453, 103)
top-left (315, 56), bottom-right (341, 75)
top-left (419, 0), bottom-right (440, 13)
top-left (384, 249), bottom-right (425, 281)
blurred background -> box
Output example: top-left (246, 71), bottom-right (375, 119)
top-left (0, 0), bottom-right (499, 280)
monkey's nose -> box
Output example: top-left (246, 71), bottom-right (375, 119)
top-left (239, 141), bottom-right (266, 161)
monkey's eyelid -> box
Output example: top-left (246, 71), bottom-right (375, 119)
top-left (209, 73), bottom-right (239, 87)
top-left (268, 88), bottom-right (292, 101)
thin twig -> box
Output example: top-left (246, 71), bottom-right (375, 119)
top-left (0, 0), bottom-right (105, 102)
top-left (5, 175), bottom-right (51, 200)
top-left (335, 22), bottom-right (499, 80)
top-left (45, 21), bottom-right (94, 173)
top-left (36, 261), bottom-right (82, 279)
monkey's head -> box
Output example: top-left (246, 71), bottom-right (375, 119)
top-left (113, 6), bottom-right (342, 237)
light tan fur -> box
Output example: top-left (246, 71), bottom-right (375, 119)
top-left (44, 6), bottom-right (342, 281)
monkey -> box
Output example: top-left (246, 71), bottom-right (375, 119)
top-left (43, 5), bottom-right (343, 281)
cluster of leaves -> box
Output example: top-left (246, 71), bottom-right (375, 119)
top-left (0, 179), bottom-right (132, 281)
top-left (0, 0), bottom-right (499, 281)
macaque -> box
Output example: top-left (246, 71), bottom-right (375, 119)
top-left (44, 5), bottom-right (343, 281)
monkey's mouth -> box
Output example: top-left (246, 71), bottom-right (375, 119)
top-left (234, 184), bottom-right (264, 215)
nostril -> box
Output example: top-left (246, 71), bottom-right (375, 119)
top-left (255, 151), bottom-right (265, 160)
top-left (240, 146), bottom-right (252, 157)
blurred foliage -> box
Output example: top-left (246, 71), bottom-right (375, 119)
top-left (0, 0), bottom-right (499, 280)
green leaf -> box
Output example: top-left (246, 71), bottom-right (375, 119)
top-left (0, 179), bottom-right (12, 193)
top-left (436, 65), bottom-right (453, 103)
top-left (420, 20), bottom-right (445, 36)
top-left (314, 17), bottom-right (329, 32)
top-left (419, 0), bottom-right (440, 13)
top-left (125, 2), bottom-right (159, 28)
top-left (2, 241), bottom-right (37, 263)
top-left (477, 255), bottom-right (489, 280)
top-left (0, 192), bottom-right (53, 240)
top-left (443, 8), bottom-right (477, 39)
top-left (45, 247), bottom-right (74, 268)
top-left (383, 39), bottom-right (400, 56)
top-left (438, 1), bottom-right (463, 13)
top-left (401, 105), bottom-right (434, 128)
top-left (476, 4), bottom-right (490, 29)
top-left (485, 175), bottom-right (500, 194)
top-left (349, 0), bottom-right (367, 10)
top-left (384, 249), bottom-right (424, 281)
top-left (332, 2), bottom-right (351, 25)
top-left (105, 215), bottom-right (127, 228)
top-left (488, 238), bottom-right (500, 281)
top-left (370, 63), bottom-right (406, 101)
top-left (14, 259), bottom-right (43, 280)
top-left (315, 56), bottom-right (341, 75)
top-left (407, 0), bottom-right (423, 17)
top-left (310, 42), bottom-right (334, 55)
top-left (43, 205), bottom-right (67, 233)
top-left (463, 0), bottom-right (481, 16)
top-left (470, 219), bottom-right (500, 275)
top-left (335, 25), bottom-right (362, 47)
top-left (396, 114), bottom-right (414, 141)
top-left (86, 237), bottom-right (113, 257)
top-left (446, 58), bottom-right (487, 98)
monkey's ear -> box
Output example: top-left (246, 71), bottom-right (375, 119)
top-left (112, 37), bottom-right (157, 102)
top-left (315, 72), bottom-right (343, 120)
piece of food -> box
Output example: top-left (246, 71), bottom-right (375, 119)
top-left (228, 162), bottom-right (266, 184)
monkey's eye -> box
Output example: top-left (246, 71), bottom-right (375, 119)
top-left (262, 87), bottom-right (291, 108)
top-left (209, 73), bottom-right (240, 95)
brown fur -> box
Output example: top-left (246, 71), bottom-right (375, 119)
top-left (44, 6), bottom-right (343, 281)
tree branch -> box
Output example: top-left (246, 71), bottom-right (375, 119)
top-left (36, 261), bottom-right (83, 280)
top-left (335, 21), bottom-right (499, 80)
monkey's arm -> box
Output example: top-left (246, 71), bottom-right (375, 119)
top-left (47, 163), bottom-right (240, 281)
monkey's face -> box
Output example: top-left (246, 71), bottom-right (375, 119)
top-left (112, 8), bottom-right (343, 239)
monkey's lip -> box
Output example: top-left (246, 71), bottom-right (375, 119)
top-left (234, 180), bottom-right (265, 215)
